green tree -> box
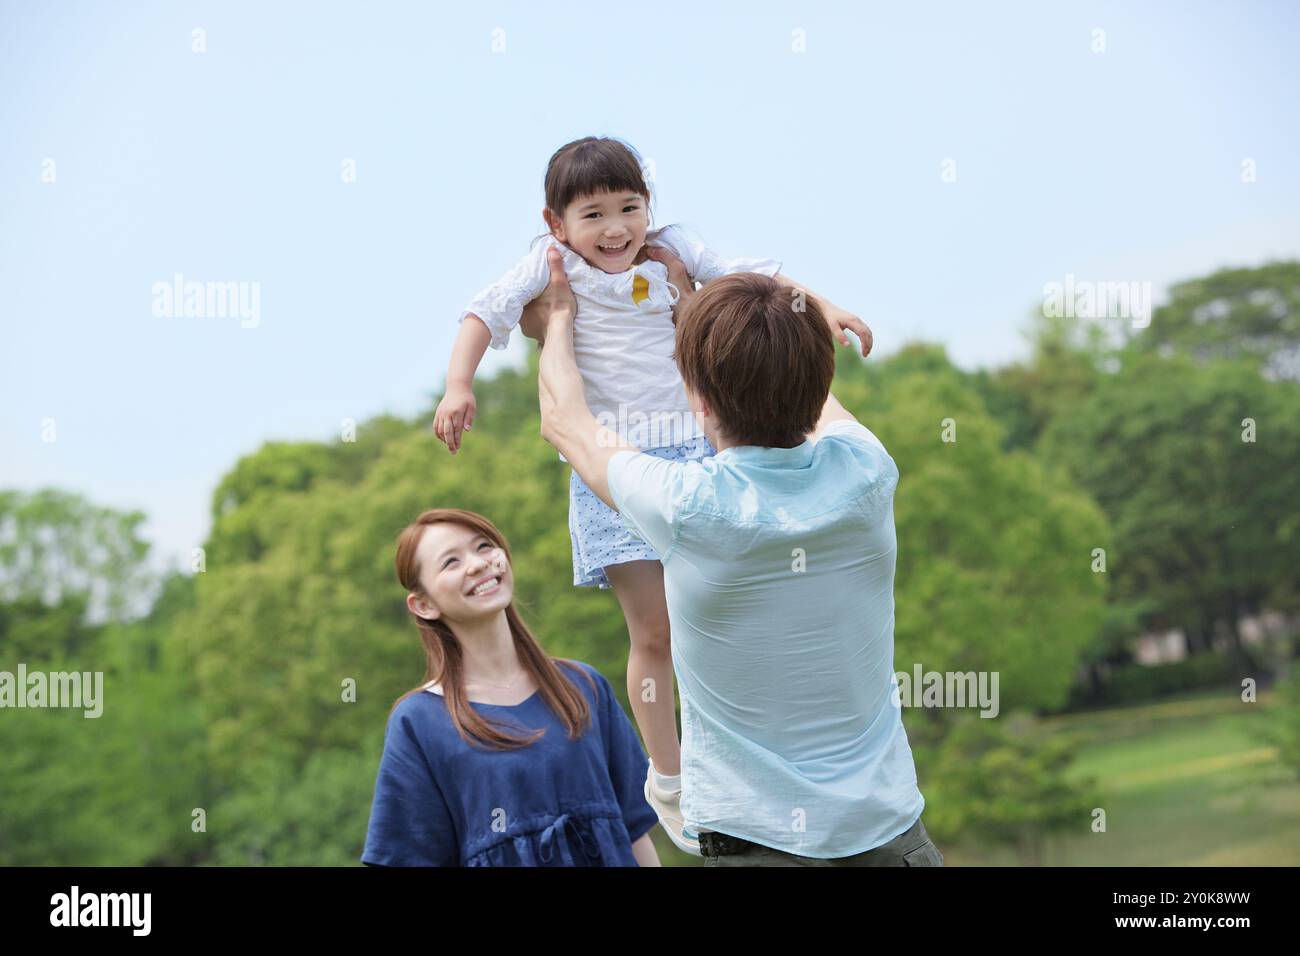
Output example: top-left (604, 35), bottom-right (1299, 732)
top-left (1040, 353), bottom-right (1300, 670)
top-left (973, 308), bottom-right (1115, 451)
top-left (1131, 260), bottom-right (1300, 381)
top-left (208, 750), bottom-right (379, 866)
top-left (0, 512), bottom-right (203, 865)
top-left (0, 488), bottom-right (156, 623)
top-left (1260, 668), bottom-right (1300, 781)
top-left (916, 711), bottom-right (1100, 865)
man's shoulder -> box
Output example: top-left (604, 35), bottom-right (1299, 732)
top-left (607, 447), bottom-right (705, 493)
top-left (816, 419), bottom-right (889, 455)
top-left (605, 449), bottom-right (711, 551)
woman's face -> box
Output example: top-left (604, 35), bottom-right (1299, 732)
top-left (408, 522), bottom-right (513, 624)
top-left (545, 189), bottom-right (649, 274)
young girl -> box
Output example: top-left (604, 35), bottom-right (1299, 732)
top-left (361, 507), bottom-right (661, 866)
top-left (432, 136), bottom-right (870, 854)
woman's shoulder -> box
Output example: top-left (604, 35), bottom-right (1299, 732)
top-left (557, 658), bottom-right (606, 693)
top-left (531, 658), bottom-right (606, 706)
top-left (387, 686), bottom-right (445, 731)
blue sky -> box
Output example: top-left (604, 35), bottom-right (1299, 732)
top-left (2, 0), bottom-right (1297, 573)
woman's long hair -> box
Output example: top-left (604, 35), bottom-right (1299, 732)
top-left (391, 508), bottom-right (596, 751)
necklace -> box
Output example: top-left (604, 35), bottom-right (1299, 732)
top-left (465, 668), bottom-right (525, 691)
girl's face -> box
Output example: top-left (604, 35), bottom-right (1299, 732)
top-left (544, 189), bottom-right (649, 274)
top-left (408, 522), bottom-right (513, 624)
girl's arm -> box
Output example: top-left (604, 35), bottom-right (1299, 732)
top-left (773, 273), bottom-right (873, 357)
top-left (647, 228), bottom-right (870, 353)
top-left (439, 241), bottom-right (557, 451)
top-left (433, 315), bottom-right (492, 454)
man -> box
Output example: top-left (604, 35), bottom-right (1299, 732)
top-left (531, 246), bottom-right (942, 867)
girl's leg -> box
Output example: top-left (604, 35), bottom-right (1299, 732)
top-left (603, 559), bottom-right (681, 777)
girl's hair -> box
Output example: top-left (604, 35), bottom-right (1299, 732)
top-left (533, 136), bottom-right (655, 250)
top-left (391, 508), bottom-right (596, 750)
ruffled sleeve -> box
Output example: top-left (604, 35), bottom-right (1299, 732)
top-left (647, 223), bottom-right (783, 286)
top-left (459, 237), bottom-right (557, 350)
top-left (589, 666), bottom-right (659, 844)
top-left (360, 699), bottom-right (461, 866)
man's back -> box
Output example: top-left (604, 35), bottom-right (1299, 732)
top-left (608, 419), bottom-right (925, 858)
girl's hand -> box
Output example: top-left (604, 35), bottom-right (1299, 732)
top-left (821, 304), bottom-right (873, 357)
top-left (434, 383), bottom-right (476, 455)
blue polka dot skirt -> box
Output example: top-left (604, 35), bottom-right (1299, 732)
top-left (569, 434), bottom-right (716, 588)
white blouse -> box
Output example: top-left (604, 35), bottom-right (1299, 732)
top-left (459, 224), bottom-right (782, 452)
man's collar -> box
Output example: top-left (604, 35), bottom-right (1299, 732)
top-left (714, 440), bottom-right (814, 467)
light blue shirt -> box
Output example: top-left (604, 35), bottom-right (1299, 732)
top-left (607, 419), bottom-right (924, 857)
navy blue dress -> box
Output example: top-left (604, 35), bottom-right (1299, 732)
top-left (361, 660), bottom-right (659, 866)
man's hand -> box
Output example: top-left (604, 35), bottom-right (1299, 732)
top-left (643, 244), bottom-right (696, 323)
top-left (521, 247), bottom-right (577, 348)
top-left (434, 382), bottom-right (476, 455)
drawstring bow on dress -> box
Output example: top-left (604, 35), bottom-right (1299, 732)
top-left (537, 812), bottom-right (603, 865)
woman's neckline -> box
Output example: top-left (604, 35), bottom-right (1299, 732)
top-left (423, 682), bottom-right (541, 709)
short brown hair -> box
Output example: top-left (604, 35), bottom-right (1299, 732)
top-left (674, 273), bottom-right (835, 448)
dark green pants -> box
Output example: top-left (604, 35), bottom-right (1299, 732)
top-left (703, 816), bottom-right (944, 867)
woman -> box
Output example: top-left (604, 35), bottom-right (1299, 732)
top-left (361, 507), bottom-right (661, 866)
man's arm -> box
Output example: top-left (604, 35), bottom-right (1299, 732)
top-left (808, 390), bottom-right (860, 443)
top-left (534, 248), bottom-right (635, 509)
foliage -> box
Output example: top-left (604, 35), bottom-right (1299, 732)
top-left (1131, 260), bottom-right (1300, 381)
top-left (913, 711), bottom-right (1100, 865)
top-left (1040, 353), bottom-right (1300, 669)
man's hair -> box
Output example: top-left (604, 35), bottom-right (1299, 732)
top-left (674, 273), bottom-right (835, 448)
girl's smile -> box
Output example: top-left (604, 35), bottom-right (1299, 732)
top-left (595, 237), bottom-right (632, 263)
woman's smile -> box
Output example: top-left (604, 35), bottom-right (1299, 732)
top-left (467, 575), bottom-right (502, 597)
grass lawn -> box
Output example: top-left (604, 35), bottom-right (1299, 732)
top-left (942, 688), bottom-right (1300, 866)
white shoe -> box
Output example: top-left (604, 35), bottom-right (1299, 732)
top-left (644, 765), bottom-right (701, 857)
